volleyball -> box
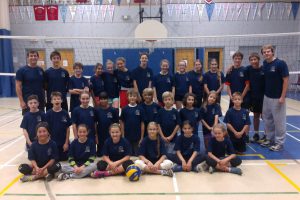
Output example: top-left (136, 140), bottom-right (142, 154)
top-left (125, 164), bottom-right (141, 182)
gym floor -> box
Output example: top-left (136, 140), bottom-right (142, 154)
top-left (0, 93), bottom-right (299, 200)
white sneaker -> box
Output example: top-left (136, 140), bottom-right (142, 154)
top-left (196, 161), bottom-right (208, 172)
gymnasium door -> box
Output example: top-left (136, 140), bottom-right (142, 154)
top-left (175, 48), bottom-right (195, 72)
top-left (204, 48), bottom-right (223, 72)
top-left (26, 49), bottom-right (46, 70)
top-left (56, 49), bottom-right (74, 75)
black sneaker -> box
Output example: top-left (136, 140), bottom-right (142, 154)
top-left (258, 135), bottom-right (266, 144)
top-left (245, 135), bottom-right (250, 143)
top-left (250, 134), bottom-right (260, 143)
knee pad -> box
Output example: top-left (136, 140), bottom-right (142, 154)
top-left (160, 160), bottom-right (173, 170)
top-left (122, 160), bottom-right (134, 170)
top-left (134, 160), bottom-right (147, 170)
top-left (97, 160), bottom-right (108, 171)
top-left (18, 164), bottom-right (33, 175)
top-left (47, 162), bottom-right (61, 174)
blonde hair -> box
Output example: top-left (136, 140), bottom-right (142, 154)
top-left (232, 92), bottom-right (242, 99)
top-left (212, 123), bottom-right (227, 136)
top-left (162, 91), bottom-right (174, 102)
top-left (147, 122), bottom-right (160, 158)
top-left (201, 90), bottom-right (218, 112)
top-left (127, 88), bottom-right (141, 103)
top-left (143, 88), bottom-right (154, 96)
top-left (261, 44), bottom-right (275, 55)
top-left (109, 123), bottom-right (121, 132)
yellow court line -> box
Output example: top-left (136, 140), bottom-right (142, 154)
top-left (0, 174), bottom-right (22, 197)
top-left (239, 154), bottom-right (266, 159)
top-left (265, 160), bottom-right (300, 193)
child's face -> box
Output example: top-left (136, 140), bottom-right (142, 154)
top-left (78, 127), bottom-right (88, 139)
top-left (74, 66), bottom-right (83, 76)
top-left (262, 48), bottom-right (274, 61)
top-left (178, 62), bottom-right (186, 73)
top-left (186, 96), bottom-right (195, 107)
top-left (110, 127), bottom-right (121, 141)
top-left (233, 56), bottom-right (242, 67)
top-left (28, 99), bottom-right (39, 110)
top-left (182, 124), bottom-right (193, 137)
top-left (194, 61), bottom-right (202, 72)
top-left (161, 62), bottom-right (169, 73)
top-left (163, 97), bottom-right (173, 108)
top-left (233, 95), bottom-right (242, 107)
top-left (27, 53), bottom-right (39, 66)
top-left (128, 94), bottom-right (138, 105)
top-left (99, 98), bottom-right (108, 107)
top-left (37, 127), bottom-right (49, 141)
top-left (51, 96), bottom-right (62, 107)
top-left (80, 94), bottom-right (90, 106)
top-left (116, 60), bottom-right (125, 70)
top-left (143, 93), bottom-right (153, 103)
top-left (214, 127), bottom-right (225, 141)
top-left (51, 55), bottom-right (61, 67)
top-left (95, 65), bottom-right (103, 75)
top-left (147, 124), bottom-right (158, 139)
top-left (210, 61), bottom-right (218, 72)
top-left (208, 93), bottom-right (217, 105)
top-left (106, 62), bottom-right (114, 72)
top-left (250, 57), bottom-right (260, 68)
top-left (140, 55), bottom-right (148, 65)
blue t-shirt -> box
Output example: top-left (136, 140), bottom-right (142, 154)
top-left (138, 136), bottom-right (167, 163)
top-left (69, 76), bottom-right (89, 112)
top-left (45, 67), bottom-right (69, 101)
top-left (28, 140), bottom-right (58, 167)
top-left (120, 105), bottom-right (145, 142)
top-left (71, 106), bottom-right (96, 141)
top-left (157, 108), bottom-right (181, 142)
top-left (89, 74), bottom-right (105, 97)
top-left (103, 72), bottom-right (119, 99)
top-left (131, 66), bottom-right (153, 95)
top-left (16, 65), bottom-right (45, 104)
top-left (245, 65), bottom-right (265, 100)
top-left (45, 109), bottom-right (71, 146)
top-left (200, 104), bottom-right (222, 135)
top-left (174, 134), bottom-right (200, 158)
top-left (188, 70), bottom-right (204, 97)
top-left (115, 69), bottom-right (133, 89)
top-left (207, 137), bottom-right (235, 158)
top-left (225, 66), bottom-right (249, 94)
top-left (141, 102), bottom-right (161, 125)
top-left (20, 111), bottom-right (45, 141)
top-left (203, 71), bottom-right (225, 91)
top-left (262, 58), bottom-right (289, 98)
top-left (103, 137), bottom-right (131, 161)
top-left (153, 73), bottom-right (174, 103)
top-left (95, 107), bottom-right (119, 143)
top-left (69, 138), bottom-right (96, 166)
top-left (179, 108), bottom-right (201, 135)
top-left (174, 72), bottom-right (190, 96)
top-left (223, 107), bottom-right (251, 138)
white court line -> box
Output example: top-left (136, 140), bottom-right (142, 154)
top-left (0, 164), bottom-right (17, 167)
top-left (172, 173), bottom-right (180, 200)
top-left (242, 162), bottom-right (297, 166)
top-left (0, 116), bottom-right (23, 128)
top-left (0, 111), bottom-right (21, 123)
top-left (286, 123), bottom-right (300, 142)
top-left (0, 136), bottom-right (23, 152)
top-left (0, 151), bottom-right (24, 170)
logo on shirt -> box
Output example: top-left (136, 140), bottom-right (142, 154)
top-left (186, 77), bottom-right (189, 82)
top-left (147, 72), bottom-right (151, 78)
top-left (239, 71), bottom-right (244, 77)
top-left (172, 114), bottom-right (176, 120)
top-left (166, 78), bottom-right (171, 83)
top-left (107, 112), bottom-right (113, 119)
top-left (36, 115), bottom-right (42, 122)
top-left (47, 148), bottom-right (52, 156)
top-left (135, 110), bottom-right (140, 116)
top-left (270, 66), bottom-right (276, 72)
top-left (153, 108), bottom-right (158, 114)
top-left (114, 78), bottom-right (117, 83)
top-left (260, 71), bottom-right (264, 76)
top-left (242, 114), bottom-right (246, 120)
top-left (194, 111), bottom-right (198, 118)
top-left (85, 146), bottom-right (90, 153)
top-left (198, 76), bottom-right (203, 82)
top-left (61, 72), bottom-right (65, 78)
top-left (126, 76), bottom-right (130, 81)
top-left (212, 108), bottom-right (215, 115)
top-left (62, 116), bottom-right (67, 122)
top-left (39, 70), bottom-right (43, 76)
top-left (118, 146), bottom-right (124, 153)
top-left (90, 111), bottom-right (94, 117)
top-left (189, 142), bottom-right (194, 149)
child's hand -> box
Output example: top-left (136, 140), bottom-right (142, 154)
top-left (182, 161), bottom-right (187, 171)
top-left (109, 162), bottom-right (118, 171)
top-left (166, 136), bottom-right (173, 142)
top-left (153, 163), bottom-right (160, 171)
top-left (186, 161), bottom-right (192, 172)
top-left (63, 143), bottom-right (69, 152)
top-left (147, 161), bottom-right (154, 170)
top-left (162, 136), bottom-right (169, 143)
top-left (218, 159), bottom-right (227, 167)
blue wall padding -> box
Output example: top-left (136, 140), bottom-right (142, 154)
top-left (0, 29), bottom-right (15, 97)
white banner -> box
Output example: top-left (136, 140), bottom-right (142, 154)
top-left (223, 3), bottom-right (229, 20)
top-left (216, 3), bottom-right (223, 20)
top-left (69, 5), bottom-right (77, 21)
top-left (197, 3), bottom-right (204, 19)
top-left (266, 3), bottom-right (273, 19)
top-left (101, 5), bottom-right (108, 21)
top-left (108, 5), bottom-right (115, 22)
top-left (258, 2), bottom-right (265, 18)
top-left (244, 3), bottom-right (251, 21)
top-left (93, 4), bottom-right (100, 20)
top-left (167, 4), bottom-right (174, 16)
top-left (252, 3), bottom-right (258, 20)
top-left (236, 3), bottom-right (243, 20)
top-left (26, 6), bottom-right (32, 20)
top-left (86, 5), bottom-right (93, 21)
top-left (285, 3), bottom-right (292, 18)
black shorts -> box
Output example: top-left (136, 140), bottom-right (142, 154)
top-left (249, 97), bottom-right (263, 113)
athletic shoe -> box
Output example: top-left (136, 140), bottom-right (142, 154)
top-left (269, 144), bottom-right (283, 152)
top-left (195, 161), bottom-right (208, 172)
top-left (250, 134), bottom-right (260, 143)
top-left (258, 135), bottom-right (267, 144)
top-left (172, 164), bottom-right (183, 172)
top-left (20, 175), bottom-right (35, 182)
top-left (229, 167), bottom-right (242, 175)
top-left (208, 166), bottom-right (215, 174)
top-left (57, 173), bottom-right (70, 181)
top-left (45, 174), bottom-right (54, 182)
top-left (90, 170), bottom-right (110, 178)
top-left (161, 169), bottom-right (174, 177)
top-left (260, 140), bottom-right (272, 147)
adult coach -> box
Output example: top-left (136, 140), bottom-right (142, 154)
top-left (260, 44), bottom-right (289, 151)
top-left (16, 50), bottom-right (45, 114)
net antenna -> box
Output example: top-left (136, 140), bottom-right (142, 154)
top-left (134, 20), bottom-right (168, 54)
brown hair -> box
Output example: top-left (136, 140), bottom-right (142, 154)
top-left (147, 122), bottom-right (160, 158)
top-left (50, 91), bottom-right (62, 100)
top-left (232, 51), bottom-right (244, 60)
top-left (249, 52), bottom-right (260, 61)
top-left (209, 58), bottom-right (222, 85)
top-left (50, 51), bottom-right (61, 60)
top-left (73, 62), bottom-right (83, 70)
top-left (201, 90), bottom-right (218, 112)
top-left (261, 44), bottom-right (275, 55)
top-left (27, 50), bottom-right (39, 58)
top-left (27, 94), bottom-right (39, 102)
top-left (127, 88), bottom-right (141, 103)
top-left (182, 93), bottom-right (197, 107)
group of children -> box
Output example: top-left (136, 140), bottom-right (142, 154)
top-left (18, 50), bottom-right (271, 182)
